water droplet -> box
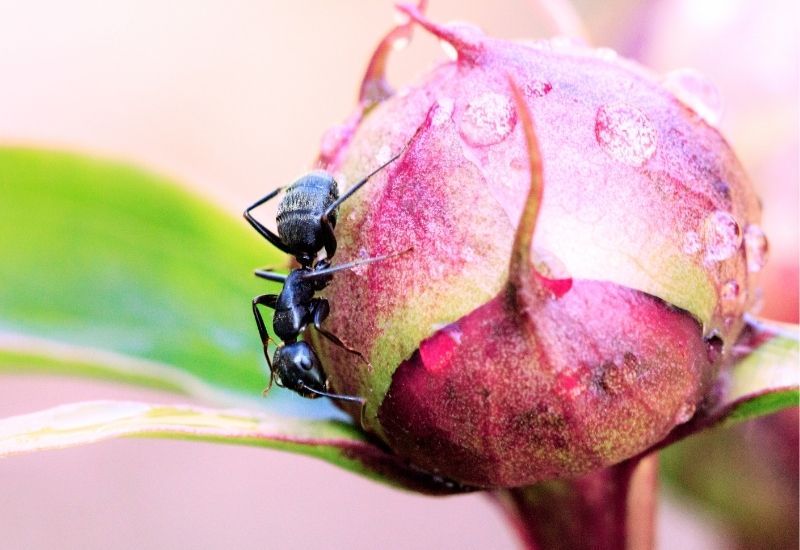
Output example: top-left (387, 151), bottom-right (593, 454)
top-left (392, 37), bottom-right (410, 51)
top-left (439, 40), bottom-right (458, 61)
top-left (743, 224), bottom-right (769, 272)
top-left (375, 144), bottom-right (392, 165)
top-left (594, 47), bottom-right (618, 61)
top-left (460, 245), bottom-right (477, 263)
top-left (675, 402), bottom-right (696, 424)
top-left (431, 97), bottom-right (455, 127)
top-left (458, 92), bottom-right (517, 147)
top-left (702, 210), bottom-right (742, 262)
top-left (683, 231), bottom-right (702, 255)
top-left (393, 11), bottom-right (410, 25)
top-left (721, 279), bottom-right (740, 306)
top-left (549, 35), bottom-right (587, 50)
top-left (350, 248), bottom-right (370, 277)
top-left (663, 68), bottom-right (723, 127)
top-left (524, 80), bottom-right (552, 98)
top-left (594, 103), bottom-right (657, 166)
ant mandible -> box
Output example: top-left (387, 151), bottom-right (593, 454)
top-left (244, 149), bottom-right (407, 403)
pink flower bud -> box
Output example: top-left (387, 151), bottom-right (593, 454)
top-left (311, 6), bottom-right (764, 487)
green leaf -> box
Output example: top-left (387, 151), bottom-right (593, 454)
top-left (0, 147), bottom-right (282, 397)
top-left (0, 399), bottom-right (462, 495)
top-left (718, 318), bottom-right (799, 426)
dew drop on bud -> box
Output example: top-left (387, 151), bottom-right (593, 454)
top-left (594, 47), bottom-right (618, 61)
top-left (702, 210), bottom-right (742, 262)
top-left (458, 92), bottom-right (517, 147)
top-left (720, 279), bottom-right (741, 312)
top-left (460, 244), bottom-right (477, 263)
top-left (430, 263), bottom-right (446, 280)
top-left (682, 231), bottom-right (702, 255)
top-left (743, 224), bottom-right (769, 272)
top-left (594, 103), bottom-right (657, 167)
top-left (351, 248), bottom-right (371, 277)
top-left (431, 97), bottom-right (455, 127)
top-left (392, 37), bottom-right (410, 51)
top-left (375, 144), bottom-right (392, 165)
top-left (663, 68), bottom-right (723, 127)
top-left (549, 35), bottom-right (587, 50)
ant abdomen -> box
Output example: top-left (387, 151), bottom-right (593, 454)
top-left (276, 171), bottom-right (339, 261)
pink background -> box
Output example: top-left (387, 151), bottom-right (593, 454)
top-left (0, 1), bottom-right (796, 548)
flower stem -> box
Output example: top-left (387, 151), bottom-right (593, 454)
top-left (491, 455), bottom-right (658, 550)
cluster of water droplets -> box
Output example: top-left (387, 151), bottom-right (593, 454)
top-left (687, 207), bottom-right (769, 328)
top-left (690, 210), bottom-right (768, 270)
top-left (594, 102), bottom-right (658, 167)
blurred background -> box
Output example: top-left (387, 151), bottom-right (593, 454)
top-left (0, 0), bottom-right (796, 548)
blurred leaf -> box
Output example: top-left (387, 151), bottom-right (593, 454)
top-left (0, 332), bottom-right (257, 405)
top-left (0, 399), bottom-right (464, 495)
top-left (0, 147), bottom-right (282, 396)
top-left (718, 318), bottom-right (799, 426)
top-left (661, 410), bottom-right (798, 550)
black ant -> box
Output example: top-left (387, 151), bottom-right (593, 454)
top-left (244, 150), bottom-right (407, 403)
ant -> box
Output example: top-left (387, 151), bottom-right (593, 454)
top-left (244, 150), bottom-right (407, 403)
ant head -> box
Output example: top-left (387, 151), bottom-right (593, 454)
top-left (272, 341), bottom-right (327, 398)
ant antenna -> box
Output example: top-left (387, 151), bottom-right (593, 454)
top-left (301, 385), bottom-right (367, 405)
top-left (299, 247), bottom-right (413, 281)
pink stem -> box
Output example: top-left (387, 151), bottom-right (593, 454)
top-left (491, 455), bottom-right (658, 550)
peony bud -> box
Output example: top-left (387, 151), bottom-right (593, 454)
top-left (310, 6), bottom-right (765, 488)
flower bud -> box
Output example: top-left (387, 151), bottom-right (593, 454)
top-left (311, 6), bottom-right (764, 487)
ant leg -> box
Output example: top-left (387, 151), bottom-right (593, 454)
top-left (252, 294), bottom-right (279, 394)
top-left (299, 247), bottom-right (413, 281)
top-left (308, 299), bottom-right (371, 367)
top-left (254, 268), bottom-right (288, 283)
top-left (243, 189), bottom-right (293, 255)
